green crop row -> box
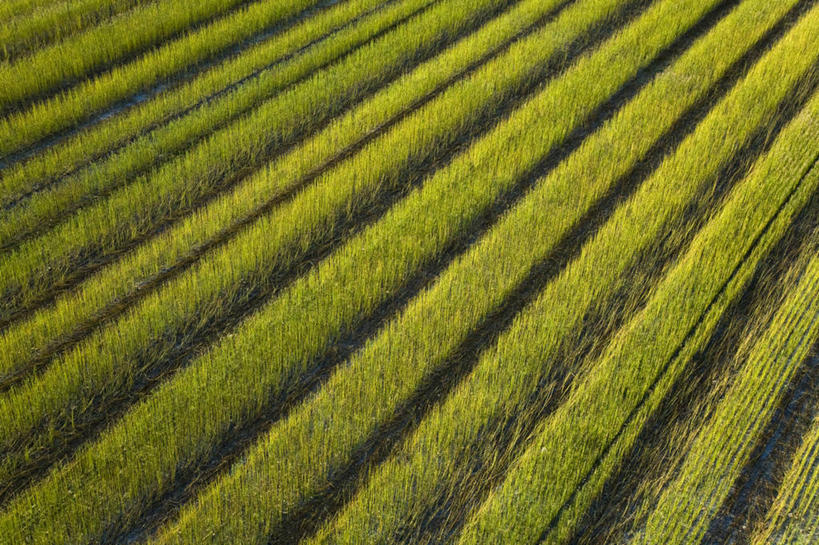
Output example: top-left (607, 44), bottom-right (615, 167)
top-left (0, 0), bottom-right (62, 23)
top-left (3, 2), bottom-right (814, 544)
top-left (0, 0), bottom-right (605, 512)
top-left (754, 408), bottom-right (819, 545)
top-left (0, 0), bottom-right (327, 156)
top-left (4, 0), bottom-right (610, 474)
top-left (629, 250), bottom-right (819, 544)
top-left (0, 0), bottom-right (152, 62)
top-left (0, 0), bottom-right (256, 114)
top-left (592, 228), bottom-right (819, 545)
top-left (454, 76), bottom-right (819, 545)
top-left (0, 0), bottom-right (517, 390)
top-left (0, 0), bottom-right (414, 250)
top-left (0, 0), bottom-right (391, 207)
top-left (0, 0), bottom-right (503, 322)
top-left (148, 0), bottom-right (815, 543)
top-left (297, 8), bottom-right (819, 545)
top-left (0, 0), bottom-right (678, 541)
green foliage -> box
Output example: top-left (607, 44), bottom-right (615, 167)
top-left (0, 0), bottom-right (151, 62)
top-left (0, 0), bottom-right (323, 154)
top-left (0, 0), bottom-right (390, 208)
top-left (0, 0), bottom-right (501, 320)
top-left (1, 0), bottom-right (817, 543)
top-left (755, 407), bottom-right (819, 545)
top-left (455, 67), bottom-right (819, 545)
top-left (630, 248), bottom-right (819, 544)
top-left (0, 0), bottom-right (411, 250)
top-left (306, 6), bottom-right (819, 543)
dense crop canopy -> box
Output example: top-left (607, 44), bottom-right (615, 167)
top-left (0, 0), bottom-right (816, 543)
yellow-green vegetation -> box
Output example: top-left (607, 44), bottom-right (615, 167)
top-left (0, 0), bottom-right (327, 155)
top-left (0, 0), bottom-right (632, 514)
top-left (0, 0), bottom-right (746, 540)
top-left (0, 0), bottom-right (63, 23)
top-left (0, 0), bottom-right (428, 249)
top-left (627, 249), bottom-right (819, 544)
top-left (1, 0), bottom-right (817, 542)
top-left (0, 0), bottom-right (588, 392)
top-left (754, 408), bottom-right (819, 545)
top-left (0, 0), bottom-right (256, 113)
top-left (0, 0), bottom-right (508, 321)
top-left (0, 0), bottom-right (558, 391)
top-left (302, 7), bottom-right (819, 545)
top-left (454, 94), bottom-right (819, 545)
top-left (587, 229), bottom-right (819, 545)
top-left (0, 0), bottom-right (152, 62)
top-left (0, 0), bottom-right (397, 208)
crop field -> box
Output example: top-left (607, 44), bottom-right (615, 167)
top-left (0, 0), bottom-right (818, 543)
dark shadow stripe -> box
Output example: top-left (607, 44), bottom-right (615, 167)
top-left (0, 0), bottom-right (452, 330)
top-left (123, 4), bottom-right (665, 540)
top-left (0, 0), bottom-right (266, 120)
top-left (702, 343), bottom-right (819, 542)
top-left (0, 0), bottom-right (414, 247)
top-left (0, 0), bottom-right (392, 204)
top-left (0, 0), bottom-right (568, 389)
top-left (237, 0), bottom-right (797, 541)
top-left (569, 172), bottom-right (819, 545)
top-left (536, 100), bottom-right (819, 545)
top-left (363, 2), bottom-right (818, 541)
top-left (0, 0), bottom-right (349, 166)
top-left (0, 0), bottom-right (605, 514)
top-left (2, 0), bottom-right (161, 63)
